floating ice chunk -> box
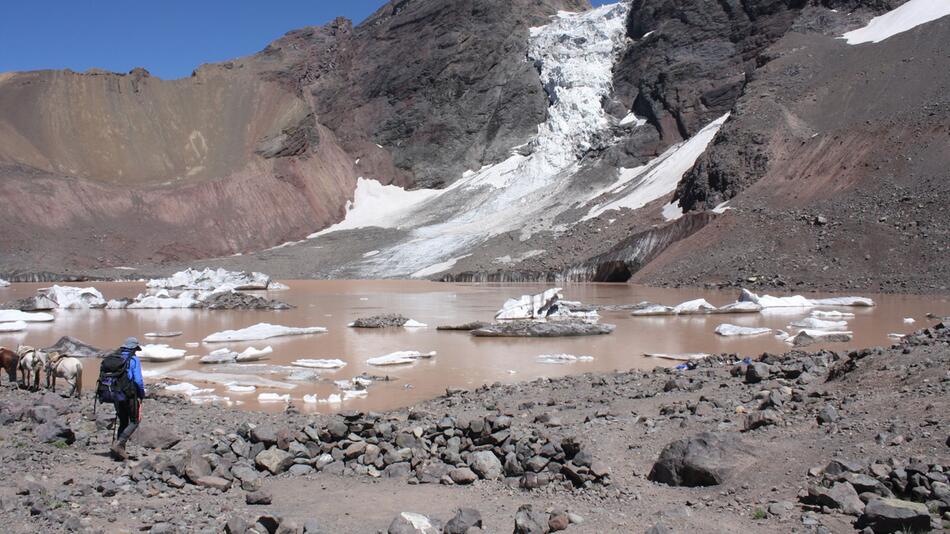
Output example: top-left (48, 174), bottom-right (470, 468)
top-left (495, 288), bottom-right (589, 321)
top-left (258, 393), bottom-right (290, 403)
top-left (303, 394), bottom-right (319, 404)
top-left (792, 329), bottom-right (854, 339)
top-left (322, 394), bottom-right (343, 404)
top-left (403, 319), bottom-right (428, 328)
top-left (268, 281), bottom-right (290, 291)
top-left (887, 333), bottom-right (905, 339)
top-left (165, 370), bottom-right (297, 390)
top-left (740, 289), bottom-right (874, 308)
top-left (200, 348), bottom-right (238, 364)
top-left (189, 395), bottom-right (231, 405)
top-left (226, 384), bottom-right (256, 393)
top-left (0, 279), bottom-right (9, 287)
top-left (145, 331), bottom-right (183, 338)
top-left (367, 351), bottom-right (437, 366)
top-left (841, 0), bottom-right (950, 44)
top-left (203, 323), bottom-right (327, 343)
top-left (0, 320), bottom-right (27, 332)
top-left (343, 390), bottom-right (368, 400)
top-left (715, 324), bottom-right (772, 337)
top-left (291, 359), bottom-right (347, 369)
top-left (164, 382), bottom-right (206, 395)
top-left (713, 301), bottom-right (762, 314)
top-left (236, 346), bottom-right (273, 362)
top-left (537, 354), bottom-right (594, 364)
top-left (36, 285), bottom-right (106, 309)
top-left (185, 342), bottom-right (200, 348)
top-left (147, 267), bottom-right (271, 291)
top-left (903, 317), bottom-right (915, 324)
top-left (631, 304), bottom-right (675, 316)
top-left (811, 310), bottom-right (855, 319)
top-left (0, 310), bottom-right (55, 322)
top-left (125, 290), bottom-right (203, 309)
top-left (644, 352), bottom-right (710, 361)
top-left (789, 317), bottom-right (849, 330)
top-left (672, 299), bottom-right (716, 315)
top-left (139, 344), bottom-right (187, 362)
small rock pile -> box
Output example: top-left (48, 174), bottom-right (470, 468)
top-left (350, 314), bottom-right (410, 328)
top-left (129, 411), bottom-right (609, 497)
top-left (801, 456), bottom-right (947, 532)
top-left (384, 505), bottom-right (584, 534)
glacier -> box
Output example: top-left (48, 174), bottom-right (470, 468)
top-left (842, 0), bottom-right (950, 44)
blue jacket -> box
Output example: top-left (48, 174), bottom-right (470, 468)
top-left (120, 347), bottom-right (146, 399)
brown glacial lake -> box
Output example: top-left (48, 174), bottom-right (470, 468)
top-left (1, 281), bottom-right (947, 413)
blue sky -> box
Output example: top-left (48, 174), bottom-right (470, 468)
top-left (0, 1), bottom-right (617, 79)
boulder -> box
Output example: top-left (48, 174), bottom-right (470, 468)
top-left (469, 451), bottom-right (503, 480)
top-left (35, 420), bottom-right (76, 444)
top-left (444, 508), bottom-right (482, 534)
top-left (471, 320), bottom-right (614, 338)
top-left (388, 512), bottom-right (440, 534)
top-left (448, 467), bottom-right (478, 485)
top-left (195, 476), bottom-right (232, 491)
top-left (41, 336), bottom-right (107, 358)
top-left (856, 498), bottom-right (931, 533)
top-left (648, 432), bottom-right (755, 487)
top-left (514, 504), bottom-right (550, 534)
top-left (743, 410), bottom-right (782, 431)
top-left (803, 482), bottom-right (865, 516)
top-left (745, 362), bottom-right (770, 384)
top-left (202, 291), bottom-right (292, 310)
top-left (131, 424), bottom-right (182, 450)
top-left (246, 489), bottom-right (273, 505)
top-left (184, 445), bottom-right (213, 483)
top-left (256, 447), bottom-right (294, 475)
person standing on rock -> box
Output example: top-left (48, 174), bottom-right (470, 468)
top-left (95, 337), bottom-right (146, 460)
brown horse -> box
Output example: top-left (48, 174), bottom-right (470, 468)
top-left (0, 347), bottom-right (18, 386)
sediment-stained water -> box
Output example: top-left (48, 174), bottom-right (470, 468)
top-left (0, 281), bottom-right (946, 413)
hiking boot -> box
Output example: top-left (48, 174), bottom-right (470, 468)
top-left (110, 443), bottom-right (128, 461)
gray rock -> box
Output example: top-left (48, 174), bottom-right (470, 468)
top-left (195, 476), bottom-right (231, 492)
top-left (648, 432), bottom-right (755, 487)
top-left (472, 320), bottom-right (614, 338)
top-left (131, 424), bottom-right (181, 450)
top-left (745, 362), bottom-right (770, 384)
top-left (514, 504), bottom-right (550, 534)
top-left (743, 409), bottom-right (782, 431)
top-left (288, 464), bottom-right (313, 476)
top-left (41, 336), bottom-right (106, 358)
top-left (388, 512), bottom-right (440, 534)
top-left (184, 445), bottom-right (213, 483)
top-left (255, 447), bottom-right (294, 475)
top-left (857, 498), bottom-right (931, 533)
top-left (448, 467), bottom-right (478, 485)
top-left (644, 523), bottom-right (672, 534)
top-left (444, 508), bottom-right (482, 534)
top-left (469, 451), bottom-right (503, 480)
top-left (35, 420), bottom-right (75, 444)
top-left (350, 314), bottom-right (409, 328)
top-left (804, 482), bottom-right (865, 516)
top-left (246, 489), bottom-right (273, 505)
top-left (817, 405), bottom-right (839, 425)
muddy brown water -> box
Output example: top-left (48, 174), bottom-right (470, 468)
top-left (1, 281), bottom-right (946, 413)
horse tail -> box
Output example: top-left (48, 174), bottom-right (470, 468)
top-left (75, 364), bottom-right (83, 397)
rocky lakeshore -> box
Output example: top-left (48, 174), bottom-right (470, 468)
top-left (0, 320), bottom-right (947, 533)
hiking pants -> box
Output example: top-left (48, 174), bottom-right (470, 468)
top-left (115, 397), bottom-right (140, 445)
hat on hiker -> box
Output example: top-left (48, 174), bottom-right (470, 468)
top-left (122, 337), bottom-right (139, 349)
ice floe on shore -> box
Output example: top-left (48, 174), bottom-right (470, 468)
top-left (258, 393), bottom-right (290, 403)
top-left (165, 370), bottom-right (297, 390)
top-left (0, 279), bottom-right (9, 287)
top-left (645, 352), bottom-right (710, 361)
top-left (203, 323), bottom-right (326, 343)
top-left (367, 351), bottom-right (436, 366)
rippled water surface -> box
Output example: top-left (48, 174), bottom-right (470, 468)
top-left (1, 281), bottom-right (946, 413)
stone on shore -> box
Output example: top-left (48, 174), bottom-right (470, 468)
top-left (648, 432), bottom-right (755, 487)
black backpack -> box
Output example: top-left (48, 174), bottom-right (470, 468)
top-left (96, 350), bottom-right (135, 403)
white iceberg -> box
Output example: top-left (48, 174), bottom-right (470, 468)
top-left (740, 289), bottom-right (874, 308)
top-left (343, 390), bottom-right (368, 400)
top-left (903, 317), bottom-right (915, 324)
top-left (303, 394), bottom-right (319, 404)
top-left (321, 394), bottom-right (343, 404)
top-left (189, 395), bottom-right (231, 405)
top-left (811, 310), bottom-right (855, 319)
top-left (367, 350), bottom-right (437, 366)
top-left (144, 331), bottom-right (183, 338)
top-left (715, 324), bottom-right (772, 337)
top-left (494, 288), bottom-right (597, 322)
top-left (292, 359), bottom-right (347, 369)
top-left (0, 320), bottom-right (27, 332)
top-left (200, 348), bottom-right (238, 364)
top-left (236, 346), bottom-right (273, 362)
top-left (147, 267), bottom-right (271, 292)
top-left (36, 285), bottom-right (106, 309)
top-left (671, 299), bottom-right (716, 315)
top-left (139, 344), bottom-right (187, 362)
top-left (257, 393), bottom-right (290, 403)
top-left (631, 304), bottom-right (675, 316)
top-left (644, 352), bottom-right (710, 361)
top-left (203, 323), bottom-right (327, 343)
top-left (713, 301), bottom-right (763, 314)
top-left (536, 354), bottom-right (594, 364)
top-left (268, 282), bottom-right (290, 291)
top-left (0, 310), bottom-right (54, 323)
top-left (120, 289), bottom-right (203, 309)
top-left (0, 279), bottom-right (9, 287)
top-left (403, 319), bottom-right (428, 328)
top-left (789, 317), bottom-right (849, 330)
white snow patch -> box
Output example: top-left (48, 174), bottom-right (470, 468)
top-left (715, 324), bottom-right (772, 337)
top-left (363, 250), bottom-right (380, 258)
top-left (367, 351), bottom-right (436, 366)
top-left (583, 113), bottom-right (729, 221)
top-left (309, 178), bottom-right (443, 237)
top-left (619, 113), bottom-right (647, 127)
top-left (842, 0), bottom-right (950, 44)
top-left (203, 323), bottom-right (327, 343)
top-left (661, 201), bottom-right (684, 221)
top-left (0, 310), bottom-right (54, 322)
top-left (0, 321), bottom-right (27, 332)
top-left (711, 201), bottom-right (732, 214)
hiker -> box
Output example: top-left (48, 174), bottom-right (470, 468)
top-left (96, 337), bottom-right (146, 460)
